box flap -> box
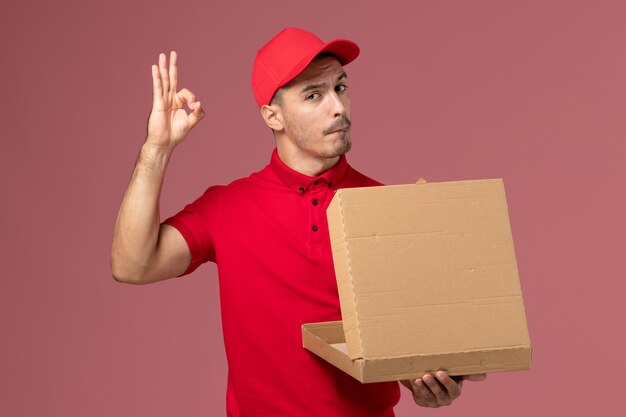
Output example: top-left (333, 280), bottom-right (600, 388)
top-left (327, 179), bottom-right (530, 360)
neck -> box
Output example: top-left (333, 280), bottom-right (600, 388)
top-left (276, 141), bottom-right (341, 177)
top-left (277, 148), bottom-right (340, 177)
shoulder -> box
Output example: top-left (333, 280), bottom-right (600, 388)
top-left (194, 165), bottom-right (272, 202)
top-left (343, 164), bottom-right (384, 188)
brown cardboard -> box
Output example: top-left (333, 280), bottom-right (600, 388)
top-left (302, 179), bottom-right (532, 383)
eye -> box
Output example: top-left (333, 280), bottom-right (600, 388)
top-left (335, 84), bottom-right (348, 93)
top-left (306, 92), bottom-right (321, 100)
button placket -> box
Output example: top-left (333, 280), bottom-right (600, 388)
top-left (309, 181), bottom-right (325, 245)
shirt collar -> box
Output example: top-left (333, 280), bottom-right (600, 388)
top-left (269, 148), bottom-right (350, 193)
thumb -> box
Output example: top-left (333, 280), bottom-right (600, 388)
top-left (188, 101), bottom-right (205, 129)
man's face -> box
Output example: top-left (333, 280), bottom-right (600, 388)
top-left (274, 55), bottom-right (352, 159)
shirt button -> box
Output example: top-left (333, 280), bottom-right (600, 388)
top-left (298, 187), bottom-right (304, 193)
top-left (327, 182), bottom-right (332, 188)
top-left (312, 225), bottom-right (319, 232)
top-left (312, 199), bottom-right (318, 206)
top-left (313, 180), bottom-right (319, 185)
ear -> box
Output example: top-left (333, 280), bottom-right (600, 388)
top-left (261, 103), bottom-right (284, 132)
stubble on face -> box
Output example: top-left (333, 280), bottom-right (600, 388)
top-left (282, 112), bottom-right (352, 158)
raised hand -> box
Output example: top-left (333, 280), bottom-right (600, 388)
top-left (146, 51), bottom-right (205, 149)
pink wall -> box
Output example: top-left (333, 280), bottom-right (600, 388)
top-left (1, 1), bottom-right (624, 416)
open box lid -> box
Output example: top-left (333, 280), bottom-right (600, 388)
top-left (327, 179), bottom-right (530, 361)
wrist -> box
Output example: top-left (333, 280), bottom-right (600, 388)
top-left (138, 141), bottom-right (174, 171)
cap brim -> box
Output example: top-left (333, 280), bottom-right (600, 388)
top-left (277, 38), bottom-right (360, 89)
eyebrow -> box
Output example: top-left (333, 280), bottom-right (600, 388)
top-left (300, 72), bottom-right (348, 94)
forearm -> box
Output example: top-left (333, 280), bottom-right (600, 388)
top-left (111, 142), bottom-right (173, 282)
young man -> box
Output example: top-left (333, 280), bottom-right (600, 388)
top-left (111, 27), bottom-right (485, 416)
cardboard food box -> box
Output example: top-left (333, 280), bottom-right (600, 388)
top-left (302, 179), bottom-right (531, 383)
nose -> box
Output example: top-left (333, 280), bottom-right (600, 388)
top-left (329, 91), bottom-right (348, 118)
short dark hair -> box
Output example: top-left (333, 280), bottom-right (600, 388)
top-left (269, 88), bottom-right (284, 106)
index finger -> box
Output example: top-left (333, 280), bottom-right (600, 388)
top-left (434, 371), bottom-right (462, 398)
top-left (169, 51), bottom-right (178, 93)
top-left (151, 64), bottom-right (163, 108)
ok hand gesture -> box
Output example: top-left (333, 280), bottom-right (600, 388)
top-left (147, 51), bottom-right (205, 149)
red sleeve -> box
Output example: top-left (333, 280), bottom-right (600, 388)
top-left (162, 186), bottom-right (223, 275)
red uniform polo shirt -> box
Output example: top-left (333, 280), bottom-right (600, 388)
top-left (163, 149), bottom-right (400, 417)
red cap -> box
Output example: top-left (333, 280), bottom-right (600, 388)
top-left (251, 27), bottom-right (360, 108)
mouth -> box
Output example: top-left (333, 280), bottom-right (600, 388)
top-left (325, 126), bottom-right (350, 135)
top-left (324, 117), bottom-right (352, 135)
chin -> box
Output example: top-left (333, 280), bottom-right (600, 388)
top-left (337, 140), bottom-right (352, 155)
top-left (319, 142), bottom-right (351, 159)
top-left (335, 136), bottom-right (352, 155)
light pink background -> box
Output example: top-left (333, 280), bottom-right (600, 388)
top-left (1, 1), bottom-right (624, 416)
